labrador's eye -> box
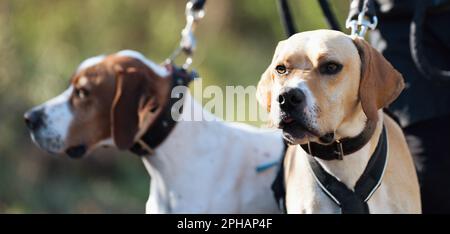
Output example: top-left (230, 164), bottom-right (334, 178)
top-left (275, 65), bottom-right (288, 75)
top-left (75, 88), bottom-right (89, 99)
top-left (319, 62), bottom-right (343, 75)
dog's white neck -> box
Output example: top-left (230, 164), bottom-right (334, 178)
top-left (141, 92), bottom-right (284, 213)
top-left (312, 111), bottom-right (384, 189)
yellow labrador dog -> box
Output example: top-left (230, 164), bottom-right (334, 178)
top-left (257, 30), bottom-right (421, 213)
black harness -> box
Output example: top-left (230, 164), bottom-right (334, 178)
top-left (129, 65), bottom-right (196, 156)
top-left (272, 123), bottom-right (389, 214)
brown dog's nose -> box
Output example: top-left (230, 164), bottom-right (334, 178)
top-left (278, 88), bottom-right (306, 111)
top-left (24, 109), bottom-right (44, 131)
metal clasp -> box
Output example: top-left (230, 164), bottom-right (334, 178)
top-left (168, 1), bottom-right (206, 69)
top-left (335, 139), bottom-right (344, 160)
top-left (346, 12), bottom-right (378, 37)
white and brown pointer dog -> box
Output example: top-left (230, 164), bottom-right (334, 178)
top-left (24, 50), bottom-right (285, 214)
top-left (257, 30), bottom-right (421, 213)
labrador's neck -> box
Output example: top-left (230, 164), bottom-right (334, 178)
top-left (312, 110), bottom-right (384, 189)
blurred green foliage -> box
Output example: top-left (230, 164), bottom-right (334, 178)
top-left (0, 0), bottom-right (349, 213)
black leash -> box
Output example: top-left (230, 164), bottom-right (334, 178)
top-left (190, 0), bottom-right (206, 11)
top-left (317, 0), bottom-right (341, 31)
top-left (277, 0), bottom-right (342, 37)
top-left (277, 0), bottom-right (297, 37)
top-left (348, 0), bottom-right (450, 82)
top-left (410, 0), bottom-right (450, 83)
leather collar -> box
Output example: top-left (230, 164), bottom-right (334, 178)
top-left (129, 65), bottom-right (196, 156)
top-left (300, 120), bottom-right (377, 160)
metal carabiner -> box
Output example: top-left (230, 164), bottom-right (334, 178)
top-left (346, 13), bottom-right (378, 37)
top-left (345, 18), bottom-right (359, 36)
top-left (346, 0), bottom-right (378, 37)
top-left (168, 0), bottom-right (205, 69)
top-left (357, 12), bottom-right (378, 37)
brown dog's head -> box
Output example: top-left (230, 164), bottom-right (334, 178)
top-left (256, 30), bottom-right (404, 144)
top-left (24, 50), bottom-right (172, 158)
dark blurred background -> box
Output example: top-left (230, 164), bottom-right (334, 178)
top-left (0, 0), bottom-right (349, 213)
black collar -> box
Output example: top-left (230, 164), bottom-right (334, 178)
top-left (129, 65), bottom-right (196, 156)
top-left (307, 125), bottom-right (388, 214)
top-left (300, 120), bottom-right (377, 160)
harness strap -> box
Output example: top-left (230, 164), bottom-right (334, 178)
top-left (271, 141), bottom-right (289, 213)
top-left (307, 125), bottom-right (388, 214)
top-left (129, 65), bottom-right (195, 156)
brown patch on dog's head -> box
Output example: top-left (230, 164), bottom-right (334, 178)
top-left (353, 36), bottom-right (405, 122)
top-left (110, 57), bottom-right (171, 150)
top-left (66, 55), bottom-right (171, 153)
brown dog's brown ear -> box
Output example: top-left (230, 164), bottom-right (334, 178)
top-left (256, 68), bottom-right (273, 112)
top-left (111, 65), bottom-right (152, 150)
top-left (353, 37), bottom-right (405, 122)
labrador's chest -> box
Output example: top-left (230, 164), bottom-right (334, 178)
top-left (284, 153), bottom-right (340, 214)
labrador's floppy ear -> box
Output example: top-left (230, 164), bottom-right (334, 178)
top-left (111, 65), bottom-right (155, 150)
top-left (353, 37), bottom-right (405, 122)
top-left (256, 40), bottom-right (286, 112)
top-left (256, 67), bottom-right (273, 112)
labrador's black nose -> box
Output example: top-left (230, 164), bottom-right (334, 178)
top-left (24, 108), bottom-right (44, 131)
top-left (278, 88), bottom-right (306, 111)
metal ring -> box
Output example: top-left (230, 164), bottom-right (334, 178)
top-left (186, 1), bottom-right (205, 22)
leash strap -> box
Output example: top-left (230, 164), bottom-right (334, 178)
top-left (277, 0), bottom-right (297, 37)
top-left (307, 125), bottom-right (388, 214)
top-left (410, 0), bottom-right (450, 82)
top-left (317, 0), bottom-right (341, 31)
top-left (277, 0), bottom-right (342, 38)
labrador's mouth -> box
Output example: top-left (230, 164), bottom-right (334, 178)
top-left (279, 113), bottom-right (320, 144)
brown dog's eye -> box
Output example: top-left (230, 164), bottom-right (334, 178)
top-left (319, 62), bottom-right (343, 75)
top-left (275, 65), bottom-right (288, 75)
top-left (75, 88), bottom-right (89, 99)
top-left (86, 70), bottom-right (98, 78)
